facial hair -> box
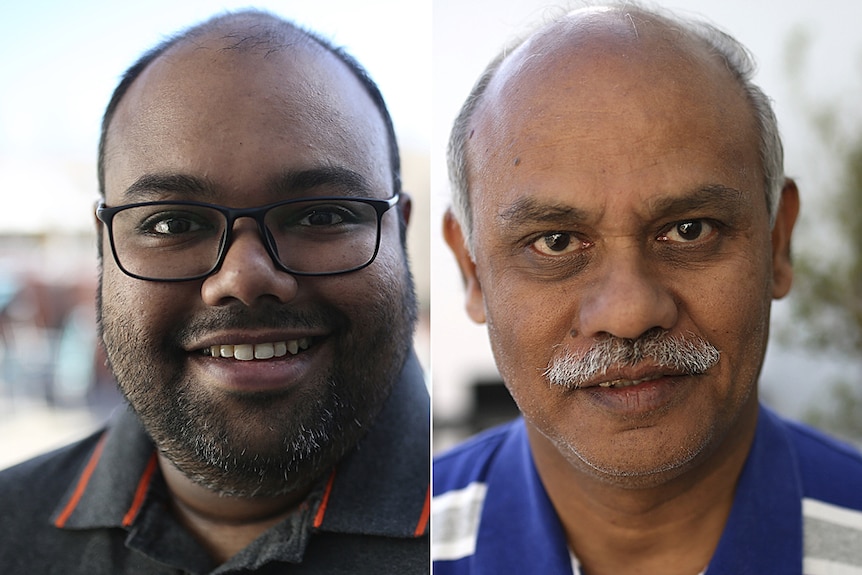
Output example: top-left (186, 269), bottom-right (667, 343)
top-left (98, 262), bottom-right (417, 498)
top-left (545, 329), bottom-right (720, 389)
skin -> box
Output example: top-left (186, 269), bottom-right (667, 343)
top-left (99, 26), bottom-right (415, 561)
top-left (445, 10), bottom-right (798, 575)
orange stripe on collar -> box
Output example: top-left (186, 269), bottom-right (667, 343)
top-left (313, 468), bottom-right (337, 528)
top-left (122, 451), bottom-right (158, 527)
top-left (54, 433), bottom-right (108, 528)
top-left (414, 484), bottom-right (430, 537)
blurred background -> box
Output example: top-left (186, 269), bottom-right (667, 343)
top-left (432, 0), bottom-right (862, 451)
top-left (0, 0), bottom-right (431, 469)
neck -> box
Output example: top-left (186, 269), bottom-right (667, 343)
top-left (158, 453), bottom-right (315, 563)
top-left (528, 403), bottom-right (758, 575)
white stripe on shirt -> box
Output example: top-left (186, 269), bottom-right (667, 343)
top-left (432, 482), bottom-right (488, 561)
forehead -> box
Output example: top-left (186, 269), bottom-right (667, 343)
top-left (103, 30), bottom-right (390, 202)
top-left (466, 11), bottom-right (762, 217)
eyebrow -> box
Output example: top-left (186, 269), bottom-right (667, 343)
top-left (269, 166), bottom-right (375, 198)
top-left (647, 185), bottom-right (747, 219)
top-left (120, 166), bottom-right (377, 203)
top-left (498, 197), bottom-right (590, 228)
top-left (122, 174), bottom-right (213, 202)
top-left (498, 184), bottom-right (748, 227)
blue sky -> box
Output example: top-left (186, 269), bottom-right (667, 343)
top-left (0, 1), bottom-right (430, 155)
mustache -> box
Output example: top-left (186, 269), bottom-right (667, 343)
top-left (544, 329), bottom-right (720, 389)
top-left (174, 303), bottom-right (345, 345)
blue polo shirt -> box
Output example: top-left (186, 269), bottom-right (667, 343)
top-left (432, 405), bottom-right (862, 574)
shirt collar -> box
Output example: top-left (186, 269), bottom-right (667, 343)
top-left (472, 421), bottom-right (573, 574)
top-left (51, 404), bottom-right (156, 531)
top-left (310, 350), bottom-right (430, 538)
top-left (707, 405), bottom-right (803, 573)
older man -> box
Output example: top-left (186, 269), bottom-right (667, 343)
top-left (433, 4), bottom-right (862, 574)
top-left (0, 10), bottom-right (428, 573)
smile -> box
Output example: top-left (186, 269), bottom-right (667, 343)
top-left (202, 338), bottom-right (312, 360)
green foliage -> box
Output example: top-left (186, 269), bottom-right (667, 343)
top-left (782, 26), bottom-right (862, 440)
top-left (791, 137), bottom-right (862, 355)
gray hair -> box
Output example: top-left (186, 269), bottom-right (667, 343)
top-left (447, 4), bottom-right (785, 248)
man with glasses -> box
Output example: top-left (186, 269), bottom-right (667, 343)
top-left (0, 10), bottom-right (428, 573)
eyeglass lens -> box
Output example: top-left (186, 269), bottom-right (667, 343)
top-left (108, 199), bottom-right (382, 279)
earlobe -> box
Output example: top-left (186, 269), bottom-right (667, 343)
top-left (443, 209), bottom-right (486, 324)
top-left (771, 178), bottom-right (800, 299)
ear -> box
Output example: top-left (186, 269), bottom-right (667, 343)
top-left (771, 178), bottom-right (800, 299)
top-left (443, 209), bottom-right (486, 324)
top-left (94, 200), bottom-right (105, 257)
top-left (397, 192), bottom-right (412, 227)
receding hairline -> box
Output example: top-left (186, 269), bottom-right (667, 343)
top-left (474, 7), bottom-right (751, 135)
top-left (98, 9), bottom-right (403, 202)
top-left (157, 11), bottom-right (330, 59)
top-left (448, 3), bottom-right (784, 245)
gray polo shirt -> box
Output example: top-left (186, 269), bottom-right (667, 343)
top-left (0, 352), bottom-right (430, 574)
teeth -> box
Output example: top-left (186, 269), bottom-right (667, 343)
top-left (234, 344), bottom-right (254, 361)
top-left (254, 343), bottom-right (274, 359)
top-left (598, 377), bottom-right (651, 389)
top-left (207, 338), bottom-right (312, 360)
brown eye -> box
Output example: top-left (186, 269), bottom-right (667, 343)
top-left (532, 232), bottom-right (577, 255)
top-left (663, 220), bottom-right (713, 243)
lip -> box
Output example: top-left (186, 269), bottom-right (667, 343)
top-left (581, 372), bottom-right (695, 417)
top-left (185, 329), bottom-right (332, 394)
top-left (577, 366), bottom-right (688, 389)
top-left (185, 329), bottom-right (331, 351)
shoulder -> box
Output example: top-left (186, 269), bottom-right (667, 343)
top-left (770, 415), bottom-right (862, 570)
top-left (780, 416), bottom-right (862, 507)
top-left (0, 430), bottom-right (105, 565)
top-left (0, 429), bottom-right (104, 504)
top-left (433, 419), bottom-right (523, 495)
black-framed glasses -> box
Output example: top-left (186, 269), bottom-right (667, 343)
top-left (96, 194), bottom-right (400, 282)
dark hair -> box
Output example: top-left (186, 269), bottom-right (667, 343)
top-left (97, 9), bottom-right (402, 202)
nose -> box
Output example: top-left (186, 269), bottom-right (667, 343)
top-left (200, 218), bottom-right (298, 307)
top-left (577, 250), bottom-right (678, 340)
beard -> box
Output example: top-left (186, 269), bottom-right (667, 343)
top-left (98, 261), bottom-right (417, 498)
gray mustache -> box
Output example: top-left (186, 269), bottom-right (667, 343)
top-left (544, 330), bottom-right (720, 389)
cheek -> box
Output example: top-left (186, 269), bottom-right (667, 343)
top-left (481, 266), bottom-right (575, 400)
top-left (701, 247), bottom-right (773, 337)
top-left (100, 263), bottom-right (191, 345)
top-left (685, 252), bottom-right (774, 401)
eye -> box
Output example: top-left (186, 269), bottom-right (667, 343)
top-left (299, 208), bottom-right (347, 226)
top-left (139, 212), bottom-right (210, 236)
top-left (531, 232), bottom-right (584, 256)
top-left (660, 220), bottom-right (715, 243)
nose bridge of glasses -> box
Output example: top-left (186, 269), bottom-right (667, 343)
top-left (222, 211), bottom-right (281, 263)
